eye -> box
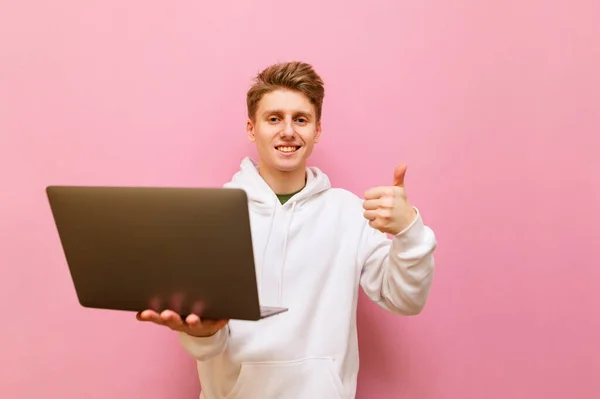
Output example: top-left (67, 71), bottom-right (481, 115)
top-left (268, 116), bottom-right (280, 123)
top-left (296, 117), bottom-right (307, 124)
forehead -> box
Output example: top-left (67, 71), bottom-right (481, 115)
top-left (257, 89), bottom-right (315, 115)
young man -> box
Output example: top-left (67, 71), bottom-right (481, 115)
top-left (137, 61), bottom-right (437, 399)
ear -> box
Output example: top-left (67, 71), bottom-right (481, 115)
top-left (314, 121), bottom-right (322, 143)
top-left (246, 118), bottom-right (256, 142)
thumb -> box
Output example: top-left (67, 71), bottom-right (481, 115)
top-left (393, 163), bottom-right (407, 187)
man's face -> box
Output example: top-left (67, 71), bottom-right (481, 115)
top-left (246, 88), bottom-right (321, 175)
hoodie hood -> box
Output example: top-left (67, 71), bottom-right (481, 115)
top-left (223, 157), bottom-right (331, 212)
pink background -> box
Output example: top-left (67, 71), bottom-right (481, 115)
top-left (1, 0), bottom-right (599, 398)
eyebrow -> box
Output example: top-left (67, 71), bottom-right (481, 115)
top-left (261, 109), bottom-right (314, 118)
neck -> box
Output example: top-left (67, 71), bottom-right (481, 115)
top-left (257, 161), bottom-right (306, 195)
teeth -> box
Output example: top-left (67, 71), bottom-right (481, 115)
top-left (278, 146), bottom-right (298, 153)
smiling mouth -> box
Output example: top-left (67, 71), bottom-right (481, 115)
top-left (276, 146), bottom-right (301, 153)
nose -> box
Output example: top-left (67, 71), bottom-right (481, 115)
top-left (281, 119), bottom-right (295, 138)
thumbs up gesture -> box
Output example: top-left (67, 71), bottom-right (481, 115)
top-left (363, 163), bottom-right (418, 235)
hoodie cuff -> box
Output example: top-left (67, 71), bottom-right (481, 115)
top-left (179, 328), bottom-right (223, 344)
top-left (178, 325), bottom-right (229, 360)
top-left (393, 207), bottom-right (427, 246)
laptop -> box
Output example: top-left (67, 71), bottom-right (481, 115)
top-left (45, 185), bottom-right (288, 321)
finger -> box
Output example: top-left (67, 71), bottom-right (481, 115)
top-left (368, 219), bottom-right (381, 230)
top-left (185, 313), bottom-right (201, 327)
top-left (160, 310), bottom-right (184, 330)
top-left (363, 210), bottom-right (377, 221)
top-left (362, 199), bottom-right (380, 211)
top-left (364, 186), bottom-right (386, 200)
top-left (137, 309), bottom-right (161, 323)
top-left (393, 163), bottom-right (407, 187)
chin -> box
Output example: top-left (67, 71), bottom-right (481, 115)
top-left (271, 147), bottom-right (307, 169)
top-left (273, 159), bottom-right (304, 172)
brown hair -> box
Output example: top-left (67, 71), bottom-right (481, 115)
top-left (246, 61), bottom-right (325, 122)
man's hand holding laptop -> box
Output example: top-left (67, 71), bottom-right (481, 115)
top-left (137, 309), bottom-right (228, 337)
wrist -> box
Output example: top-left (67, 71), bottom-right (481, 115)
top-left (188, 328), bottom-right (220, 338)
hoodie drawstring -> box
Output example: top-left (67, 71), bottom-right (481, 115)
top-left (259, 200), bottom-right (277, 297)
top-left (278, 200), bottom-right (296, 305)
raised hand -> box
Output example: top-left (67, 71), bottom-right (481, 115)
top-left (137, 309), bottom-right (228, 338)
top-left (362, 163), bottom-right (417, 235)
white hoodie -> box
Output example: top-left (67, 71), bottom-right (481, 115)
top-left (179, 157), bottom-right (437, 399)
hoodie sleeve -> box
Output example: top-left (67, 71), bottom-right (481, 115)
top-left (358, 206), bottom-right (437, 315)
top-left (178, 324), bottom-right (229, 361)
